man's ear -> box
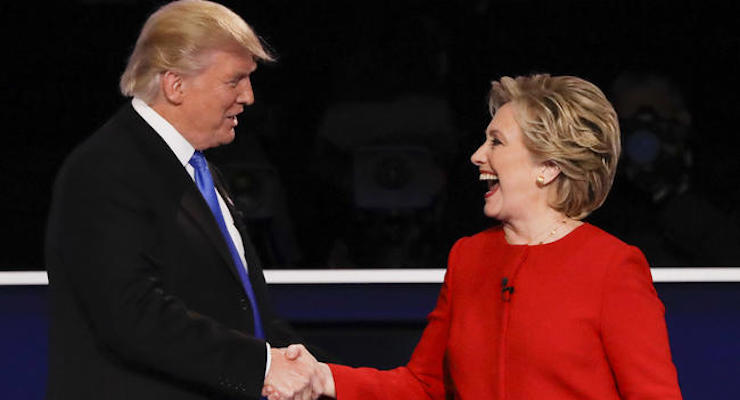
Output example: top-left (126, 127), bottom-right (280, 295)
top-left (539, 161), bottom-right (561, 186)
top-left (160, 71), bottom-right (185, 105)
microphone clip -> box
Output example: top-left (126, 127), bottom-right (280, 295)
top-left (501, 277), bottom-right (515, 302)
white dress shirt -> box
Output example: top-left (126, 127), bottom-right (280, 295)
top-left (131, 97), bottom-right (271, 377)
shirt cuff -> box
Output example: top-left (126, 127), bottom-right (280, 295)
top-left (264, 342), bottom-right (271, 378)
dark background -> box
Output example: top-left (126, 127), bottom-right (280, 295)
top-left (2, 0), bottom-right (739, 270)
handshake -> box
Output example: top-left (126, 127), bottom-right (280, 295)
top-left (263, 344), bottom-right (336, 400)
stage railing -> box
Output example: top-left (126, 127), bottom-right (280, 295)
top-left (2, 267), bottom-right (740, 285)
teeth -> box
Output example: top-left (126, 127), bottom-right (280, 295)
top-left (479, 173), bottom-right (499, 181)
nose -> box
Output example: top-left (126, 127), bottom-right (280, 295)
top-left (237, 78), bottom-right (254, 105)
top-left (470, 142), bottom-right (486, 166)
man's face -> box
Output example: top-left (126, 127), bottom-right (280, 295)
top-left (177, 49), bottom-right (257, 150)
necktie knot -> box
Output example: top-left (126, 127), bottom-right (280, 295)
top-left (189, 151), bottom-right (208, 171)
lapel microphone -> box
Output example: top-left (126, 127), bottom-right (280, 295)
top-left (501, 277), bottom-right (515, 302)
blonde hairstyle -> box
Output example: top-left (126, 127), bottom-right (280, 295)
top-left (489, 74), bottom-right (621, 219)
top-left (120, 0), bottom-right (273, 102)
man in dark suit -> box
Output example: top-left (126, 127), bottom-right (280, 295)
top-left (45, 1), bottom-right (329, 399)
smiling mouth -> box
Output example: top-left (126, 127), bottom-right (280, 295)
top-left (227, 115), bottom-right (238, 126)
top-left (479, 172), bottom-right (499, 196)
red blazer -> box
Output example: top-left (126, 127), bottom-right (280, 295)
top-left (329, 224), bottom-right (682, 399)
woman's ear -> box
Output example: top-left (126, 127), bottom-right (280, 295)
top-left (537, 161), bottom-right (561, 187)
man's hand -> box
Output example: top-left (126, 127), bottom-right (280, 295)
top-left (262, 344), bottom-right (335, 400)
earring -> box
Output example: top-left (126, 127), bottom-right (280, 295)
top-left (537, 175), bottom-right (545, 186)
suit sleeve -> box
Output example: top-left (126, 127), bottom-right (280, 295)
top-left (327, 238), bottom-right (466, 400)
top-left (600, 246), bottom-right (683, 399)
top-left (48, 154), bottom-right (267, 398)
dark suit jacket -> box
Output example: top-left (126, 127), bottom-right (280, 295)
top-left (45, 104), bottom-right (301, 399)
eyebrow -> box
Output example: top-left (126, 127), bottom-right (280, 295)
top-left (487, 128), bottom-right (506, 142)
top-left (231, 65), bottom-right (257, 81)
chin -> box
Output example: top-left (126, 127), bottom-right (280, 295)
top-left (483, 206), bottom-right (499, 220)
top-left (218, 130), bottom-right (236, 145)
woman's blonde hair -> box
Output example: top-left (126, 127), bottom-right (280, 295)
top-left (489, 74), bottom-right (621, 219)
top-left (120, 0), bottom-right (273, 102)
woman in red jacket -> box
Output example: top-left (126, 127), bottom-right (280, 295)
top-left (270, 74), bottom-right (683, 399)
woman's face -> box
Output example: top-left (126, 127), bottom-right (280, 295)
top-left (470, 102), bottom-right (545, 221)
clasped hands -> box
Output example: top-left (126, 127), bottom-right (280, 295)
top-left (263, 344), bottom-right (335, 400)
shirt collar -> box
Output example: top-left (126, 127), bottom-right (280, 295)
top-left (131, 97), bottom-right (195, 167)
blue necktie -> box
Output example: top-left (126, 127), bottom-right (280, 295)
top-left (189, 151), bottom-right (265, 340)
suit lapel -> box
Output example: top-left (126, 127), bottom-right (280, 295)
top-left (118, 103), bottom-right (245, 284)
top-left (212, 167), bottom-right (263, 282)
top-left (180, 185), bottom-right (243, 282)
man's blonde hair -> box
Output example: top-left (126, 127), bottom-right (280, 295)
top-left (489, 74), bottom-right (621, 219)
top-left (120, 0), bottom-right (273, 102)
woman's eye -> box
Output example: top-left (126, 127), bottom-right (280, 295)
top-left (490, 138), bottom-right (502, 146)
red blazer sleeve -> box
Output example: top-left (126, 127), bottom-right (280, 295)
top-left (601, 246), bottom-right (683, 399)
top-left (327, 239), bottom-right (466, 399)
